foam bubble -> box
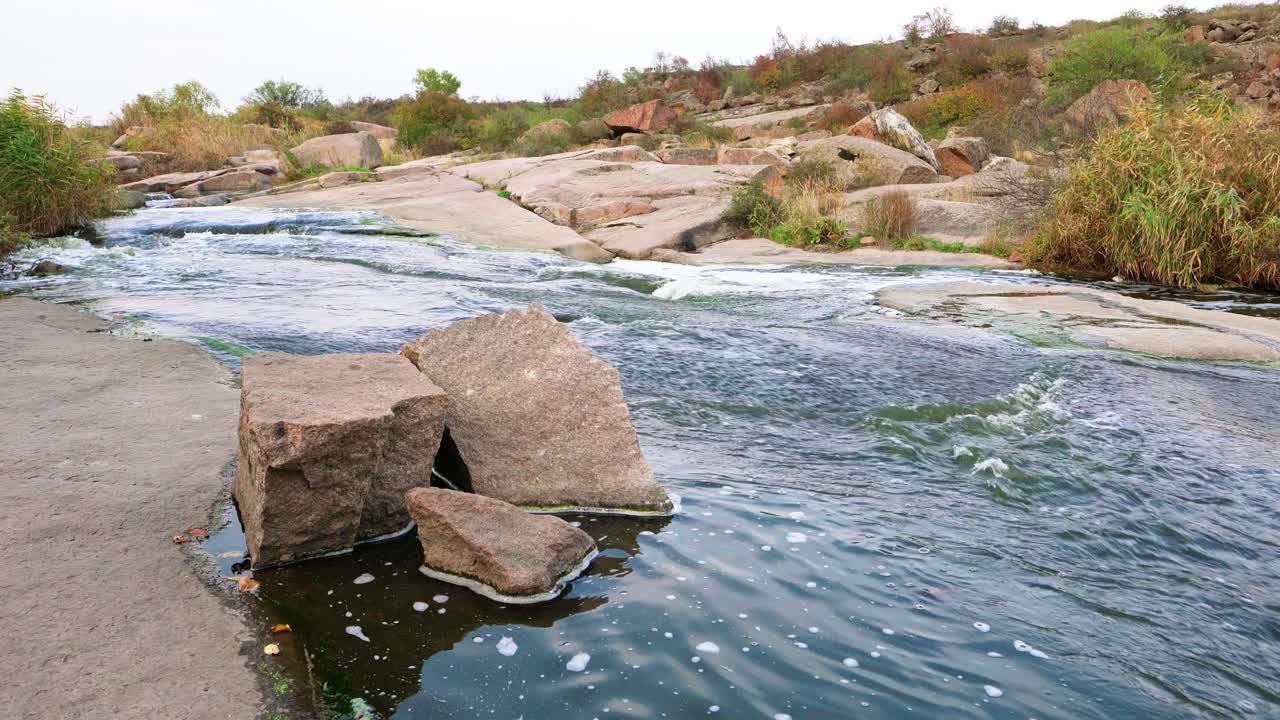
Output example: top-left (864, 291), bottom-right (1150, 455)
top-left (345, 625), bottom-right (370, 642)
top-left (433, 594), bottom-right (449, 603)
top-left (497, 637), bottom-right (518, 656)
top-left (973, 622), bottom-right (991, 633)
top-left (353, 573), bottom-right (375, 585)
top-left (695, 641), bottom-right (721, 654)
top-left (984, 685), bottom-right (1004, 698)
top-left (785, 532), bottom-right (808, 544)
top-left (412, 602), bottom-right (429, 612)
top-left (566, 653), bottom-right (591, 672)
top-left (843, 658), bottom-right (859, 668)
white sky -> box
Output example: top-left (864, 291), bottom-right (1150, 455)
top-left (4, 0), bottom-right (1218, 123)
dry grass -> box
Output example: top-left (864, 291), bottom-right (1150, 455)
top-left (127, 115), bottom-right (294, 173)
top-left (861, 191), bottom-right (917, 241)
top-left (1028, 96), bottom-right (1280, 288)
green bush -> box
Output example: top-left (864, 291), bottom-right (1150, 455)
top-left (474, 107), bottom-right (531, 151)
top-left (899, 81), bottom-right (1000, 139)
top-left (1045, 27), bottom-right (1207, 108)
top-left (0, 93), bottom-right (113, 241)
top-left (1028, 96), bottom-right (1280, 288)
top-left (393, 91), bottom-right (476, 153)
top-left (413, 68), bottom-right (461, 96)
top-left (723, 178), bottom-right (782, 235)
top-left (867, 50), bottom-right (914, 104)
top-left (769, 217), bottom-right (847, 247)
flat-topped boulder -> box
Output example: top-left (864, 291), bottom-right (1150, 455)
top-left (408, 487), bottom-right (597, 603)
top-left (710, 104), bottom-right (830, 140)
top-left (604, 100), bottom-right (677, 134)
top-left (584, 195), bottom-right (731, 259)
top-left (233, 352), bottom-right (447, 568)
top-left (400, 305), bottom-right (673, 515)
top-left (795, 135), bottom-right (939, 186)
top-left (291, 131), bottom-right (383, 169)
top-left (349, 121), bottom-right (397, 140)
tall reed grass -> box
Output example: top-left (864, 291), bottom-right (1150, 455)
top-left (0, 93), bottom-right (113, 242)
top-left (1027, 96), bottom-right (1280, 288)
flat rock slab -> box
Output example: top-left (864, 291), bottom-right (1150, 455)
top-left (0, 298), bottom-right (261, 719)
top-left (401, 305), bottom-right (673, 515)
top-left (877, 282), bottom-right (1280, 361)
top-left (408, 487), bottom-right (597, 603)
top-left (668, 238), bottom-right (1015, 268)
top-left (710, 104), bottom-right (830, 140)
top-left (236, 171), bottom-right (611, 263)
top-left (584, 196), bottom-right (732, 259)
top-left (233, 352), bottom-right (447, 568)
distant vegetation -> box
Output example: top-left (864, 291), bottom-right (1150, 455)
top-left (0, 92), bottom-right (113, 250)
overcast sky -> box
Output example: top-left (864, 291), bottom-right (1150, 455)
top-left (5, 0), bottom-right (1216, 123)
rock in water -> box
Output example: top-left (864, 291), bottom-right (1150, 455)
top-left (406, 487), bottom-right (597, 603)
top-left (233, 352), bottom-right (447, 568)
top-left (400, 305), bottom-right (673, 515)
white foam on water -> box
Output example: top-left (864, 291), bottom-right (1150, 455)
top-left (953, 446), bottom-right (974, 459)
top-left (433, 594), bottom-right (450, 603)
top-left (785, 532), bottom-right (808, 544)
top-left (497, 637), bottom-right (518, 656)
top-left (695, 641), bottom-right (721, 654)
top-left (761, 545), bottom-right (773, 552)
top-left (843, 658), bottom-right (859, 668)
top-left (566, 653), bottom-right (591, 672)
top-left (412, 602), bottom-right (428, 612)
top-left (345, 625), bottom-right (370, 642)
top-left (984, 685), bottom-right (1004, 698)
top-left (353, 573), bottom-right (375, 585)
top-left (971, 457), bottom-right (1009, 477)
top-left (775, 714), bottom-right (793, 720)
top-left (973, 621), bottom-right (991, 633)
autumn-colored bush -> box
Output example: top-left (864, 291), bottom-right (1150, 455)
top-left (991, 42), bottom-right (1031, 74)
top-left (692, 64), bottom-right (725, 103)
top-left (867, 47), bottom-right (914, 104)
top-left (816, 101), bottom-right (867, 132)
top-left (936, 34), bottom-right (993, 86)
top-left (900, 81), bottom-right (1001, 139)
top-left (750, 55), bottom-right (782, 89)
top-left (861, 191), bottom-right (918, 241)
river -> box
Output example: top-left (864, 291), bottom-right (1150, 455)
top-left (4, 205), bottom-right (1279, 719)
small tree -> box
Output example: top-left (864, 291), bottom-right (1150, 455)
top-left (243, 80), bottom-right (326, 110)
top-left (988, 15), bottom-right (1020, 36)
top-left (413, 68), bottom-right (461, 96)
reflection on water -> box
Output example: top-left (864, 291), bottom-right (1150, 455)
top-left (5, 206), bottom-right (1280, 719)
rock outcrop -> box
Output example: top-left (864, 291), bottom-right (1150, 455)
top-left (291, 131), bottom-right (383, 169)
top-left (850, 109), bottom-right (942, 173)
top-left (400, 305), bottom-right (673, 515)
top-left (349, 121), bottom-right (398, 140)
top-left (935, 136), bottom-right (990, 177)
top-left (604, 100), bottom-right (677, 134)
top-left (407, 487), bottom-right (597, 603)
top-left (233, 352), bottom-right (447, 568)
top-left (795, 135), bottom-right (939, 186)
top-left (1062, 80), bottom-right (1153, 133)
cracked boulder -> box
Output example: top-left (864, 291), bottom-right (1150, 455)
top-left (233, 352), bottom-right (447, 568)
top-left (401, 305), bottom-right (673, 515)
top-left (408, 487), bottom-right (597, 603)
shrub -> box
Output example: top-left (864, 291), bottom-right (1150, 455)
top-left (474, 107), bottom-right (531, 151)
top-left (576, 70), bottom-right (629, 117)
top-left (1159, 4), bottom-right (1194, 30)
top-left (723, 68), bottom-right (760, 98)
top-left (770, 217), bottom-right (848, 247)
top-left (937, 35), bottom-right (993, 86)
top-left (861, 191), bottom-right (917, 240)
top-left (991, 42), bottom-right (1031, 74)
top-left (1027, 97), bottom-right (1280, 289)
top-left (750, 55), bottom-right (782, 89)
top-left (0, 93), bottom-right (113, 239)
top-left (236, 101), bottom-right (301, 131)
top-left (1045, 27), bottom-right (1208, 108)
top-left (723, 178), bottom-right (782, 235)
top-left (413, 68), bottom-right (461, 96)
top-left (243, 80), bottom-right (326, 110)
top-left (899, 80), bottom-right (1001, 139)
top-left (112, 81), bottom-right (219, 134)
top-left (393, 91), bottom-right (475, 153)
top-left (988, 15), bottom-right (1020, 36)
top-left (680, 122), bottom-right (734, 148)
top-left (815, 101), bottom-right (867, 133)
top-left (868, 48), bottom-right (914, 104)
top-left (786, 158), bottom-right (841, 188)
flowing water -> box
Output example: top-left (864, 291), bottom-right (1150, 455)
top-left (5, 206), bottom-right (1280, 720)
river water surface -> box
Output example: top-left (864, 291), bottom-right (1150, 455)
top-left (5, 206), bottom-right (1279, 720)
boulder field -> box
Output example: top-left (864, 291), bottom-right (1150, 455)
top-left (231, 305), bottom-right (672, 600)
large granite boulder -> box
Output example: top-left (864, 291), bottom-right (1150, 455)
top-left (604, 100), bottom-right (677, 134)
top-left (850, 109), bottom-right (943, 173)
top-left (795, 135), bottom-right (939, 186)
top-left (408, 487), bottom-right (597, 603)
top-left (175, 170), bottom-right (273, 197)
top-left (233, 352), bottom-right (447, 568)
top-left (1062, 80), bottom-right (1153, 134)
top-left (291, 131), bottom-right (383, 169)
top-left (935, 136), bottom-right (990, 177)
top-left (349, 121), bottom-right (398, 140)
top-left (400, 305), bottom-right (673, 515)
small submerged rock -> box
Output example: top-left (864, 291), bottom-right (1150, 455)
top-left (408, 487), bottom-right (598, 604)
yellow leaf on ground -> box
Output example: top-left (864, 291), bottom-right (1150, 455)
top-left (263, 643), bottom-right (280, 655)
top-left (228, 576), bottom-right (260, 592)
top-left (271, 624), bottom-right (292, 634)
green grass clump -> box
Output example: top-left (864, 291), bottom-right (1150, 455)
top-left (1045, 26), bottom-right (1207, 108)
top-left (0, 92), bottom-right (113, 243)
top-left (1027, 96), bottom-right (1280, 289)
